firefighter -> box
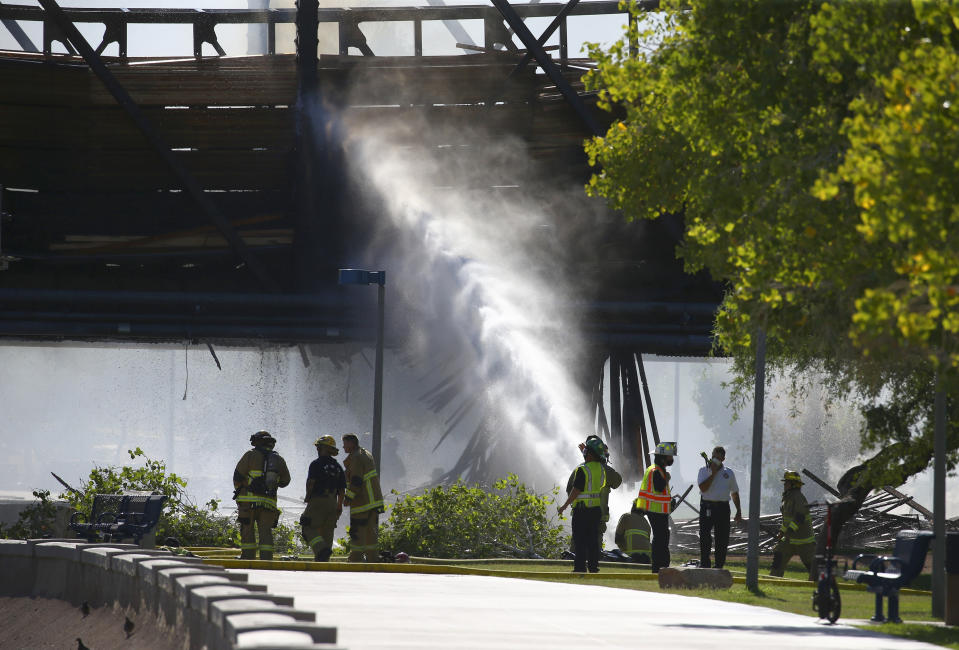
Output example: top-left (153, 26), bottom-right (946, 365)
top-left (342, 433), bottom-right (384, 562)
top-left (565, 435), bottom-right (621, 553)
top-left (614, 505), bottom-right (651, 564)
top-left (635, 441), bottom-right (677, 573)
top-left (557, 437), bottom-right (608, 573)
top-left (770, 470), bottom-right (817, 581)
top-left (233, 430), bottom-right (291, 560)
top-left (301, 435), bottom-right (346, 562)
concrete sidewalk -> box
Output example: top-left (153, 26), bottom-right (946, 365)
top-left (240, 569), bottom-right (939, 649)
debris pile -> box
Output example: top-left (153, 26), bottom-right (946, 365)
top-left (670, 469), bottom-right (939, 555)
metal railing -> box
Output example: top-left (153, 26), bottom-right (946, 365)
top-left (0, 1), bottom-right (651, 59)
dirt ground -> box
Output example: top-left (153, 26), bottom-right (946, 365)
top-left (0, 597), bottom-right (181, 650)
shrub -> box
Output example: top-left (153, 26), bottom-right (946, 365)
top-left (0, 489), bottom-right (59, 539)
top-left (378, 474), bottom-right (567, 559)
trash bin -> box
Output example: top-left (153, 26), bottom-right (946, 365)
top-left (945, 532), bottom-right (959, 625)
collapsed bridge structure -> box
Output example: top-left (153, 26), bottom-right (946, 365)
top-left (0, 1), bottom-right (723, 483)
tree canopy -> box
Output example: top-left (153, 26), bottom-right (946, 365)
top-left (584, 0), bottom-right (959, 488)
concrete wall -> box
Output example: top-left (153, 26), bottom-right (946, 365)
top-left (0, 497), bottom-right (74, 537)
top-left (0, 539), bottom-right (344, 650)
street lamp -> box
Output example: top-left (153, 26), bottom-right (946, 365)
top-left (338, 268), bottom-right (386, 474)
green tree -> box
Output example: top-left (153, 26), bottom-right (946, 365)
top-left (378, 474), bottom-right (567, 559)
top-left (584, 0), bottom-right (959, 523)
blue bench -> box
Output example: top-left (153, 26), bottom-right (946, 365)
top-left (69, 493), bottom-right (168, 545)
top-left (843, 529), bottom-right (933, 623)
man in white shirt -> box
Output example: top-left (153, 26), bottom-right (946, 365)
top-left (697, 445), bottom-right (743, 569)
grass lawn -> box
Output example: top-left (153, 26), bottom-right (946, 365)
top-left (449, 554), bottom-right (959, 649)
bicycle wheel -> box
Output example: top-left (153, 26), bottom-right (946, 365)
top-left (818, 579), bottom-right (841, 624)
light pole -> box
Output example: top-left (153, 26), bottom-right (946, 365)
top-left (338, 268), bottom-right (386, 474)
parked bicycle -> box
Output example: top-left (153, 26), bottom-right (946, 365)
top-left (812, 500), bottom-right (841, 624)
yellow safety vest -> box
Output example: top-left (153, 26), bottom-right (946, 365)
top-left (572, 461), bottom-right (606, 509)
top-left (635, 464), bottom-right (671, 514)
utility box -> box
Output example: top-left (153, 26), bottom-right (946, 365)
top-left (945, 531), bottom-right (959, 625)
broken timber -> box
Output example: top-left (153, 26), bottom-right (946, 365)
top-left (669, 468), bottom-right (949, 556)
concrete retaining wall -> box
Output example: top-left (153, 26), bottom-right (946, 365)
top-left (0, 539), bottom-right (344, 650)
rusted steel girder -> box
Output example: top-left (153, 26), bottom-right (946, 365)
top-left (489, 0), bottom-right (601, 136)
top-left (36, 0), bottom-right (280, 292)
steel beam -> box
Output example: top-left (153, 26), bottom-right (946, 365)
top-left (507, 0), bottom-right (580, 78)
top-left (490, 0), bottom-right (601, 135)
top-left (0, 1), bottom-right (38, 52)
top-left (36, 0), bottom-right (279, 292)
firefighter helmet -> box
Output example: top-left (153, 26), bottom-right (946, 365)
top-left (250, 430), bottom-right (276, 447)
top-left (314, 435), bottom-right (339, 455)
top-left (584, 437), bottom-right (608, 460)
top-left (394, 551), bottom-right (410, 563)
top-left (782, 470), bottom-right (803, 484)
top-left (655, 441), bottom-right (677, 457)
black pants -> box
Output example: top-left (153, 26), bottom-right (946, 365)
top-left (572, 505), bottom-right (602, 572)
top-left (646, 511), bottom-right (670, 573)
top-left (699, 500), bottom-right (731, 568)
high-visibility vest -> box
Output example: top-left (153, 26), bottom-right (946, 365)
top-left (572, 461), bottom-right (606, 508)
top-left (635, 464), bottom-right (671, 514)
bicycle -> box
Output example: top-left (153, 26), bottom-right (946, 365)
top-left (812, 500), bottom-right (841, 624)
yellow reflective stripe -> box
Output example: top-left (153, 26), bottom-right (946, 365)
top-left (259, 545), bottom-right (274, 551)
top-left (238, 495), bottom-right (279, 509)
top-left (345, 489), bottom-right (356, 499)
top-left (573, 462), bottom-right (605, 508)
top-left (249, 470), bottom-right (264, 477)
top-left (351, 544), bottom-right (377, 551)
top-left (240, 543), bottom-right (258, 549)
top-left (363, 469), bottom-right (378, 481)
top-left (308, 536), bottom-right (325, 547)
top-left (625, 529), bottom-right (649, 553)
top-left (351, 501), bottom-right (383, 514)
top-left (787, 535), bottom-right (815, 545)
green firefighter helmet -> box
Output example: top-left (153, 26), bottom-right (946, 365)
top-left (584, 437), bottom-right (608, 461)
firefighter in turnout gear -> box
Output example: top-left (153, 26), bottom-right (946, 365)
top-left (233, 430), bottom-right (291, 560)
top-left (770, 470), bottom-right (816, 580)
top-left (614, 506), bottom-right (652, 564)
top-left (342, 433), bottom-right (384, 562)
top-left (301, 435), bottom-right (346, 562)
top-left (635, 441), bottom-right (677, 573)
top-left (557, 437), bottom-right (608, 573)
